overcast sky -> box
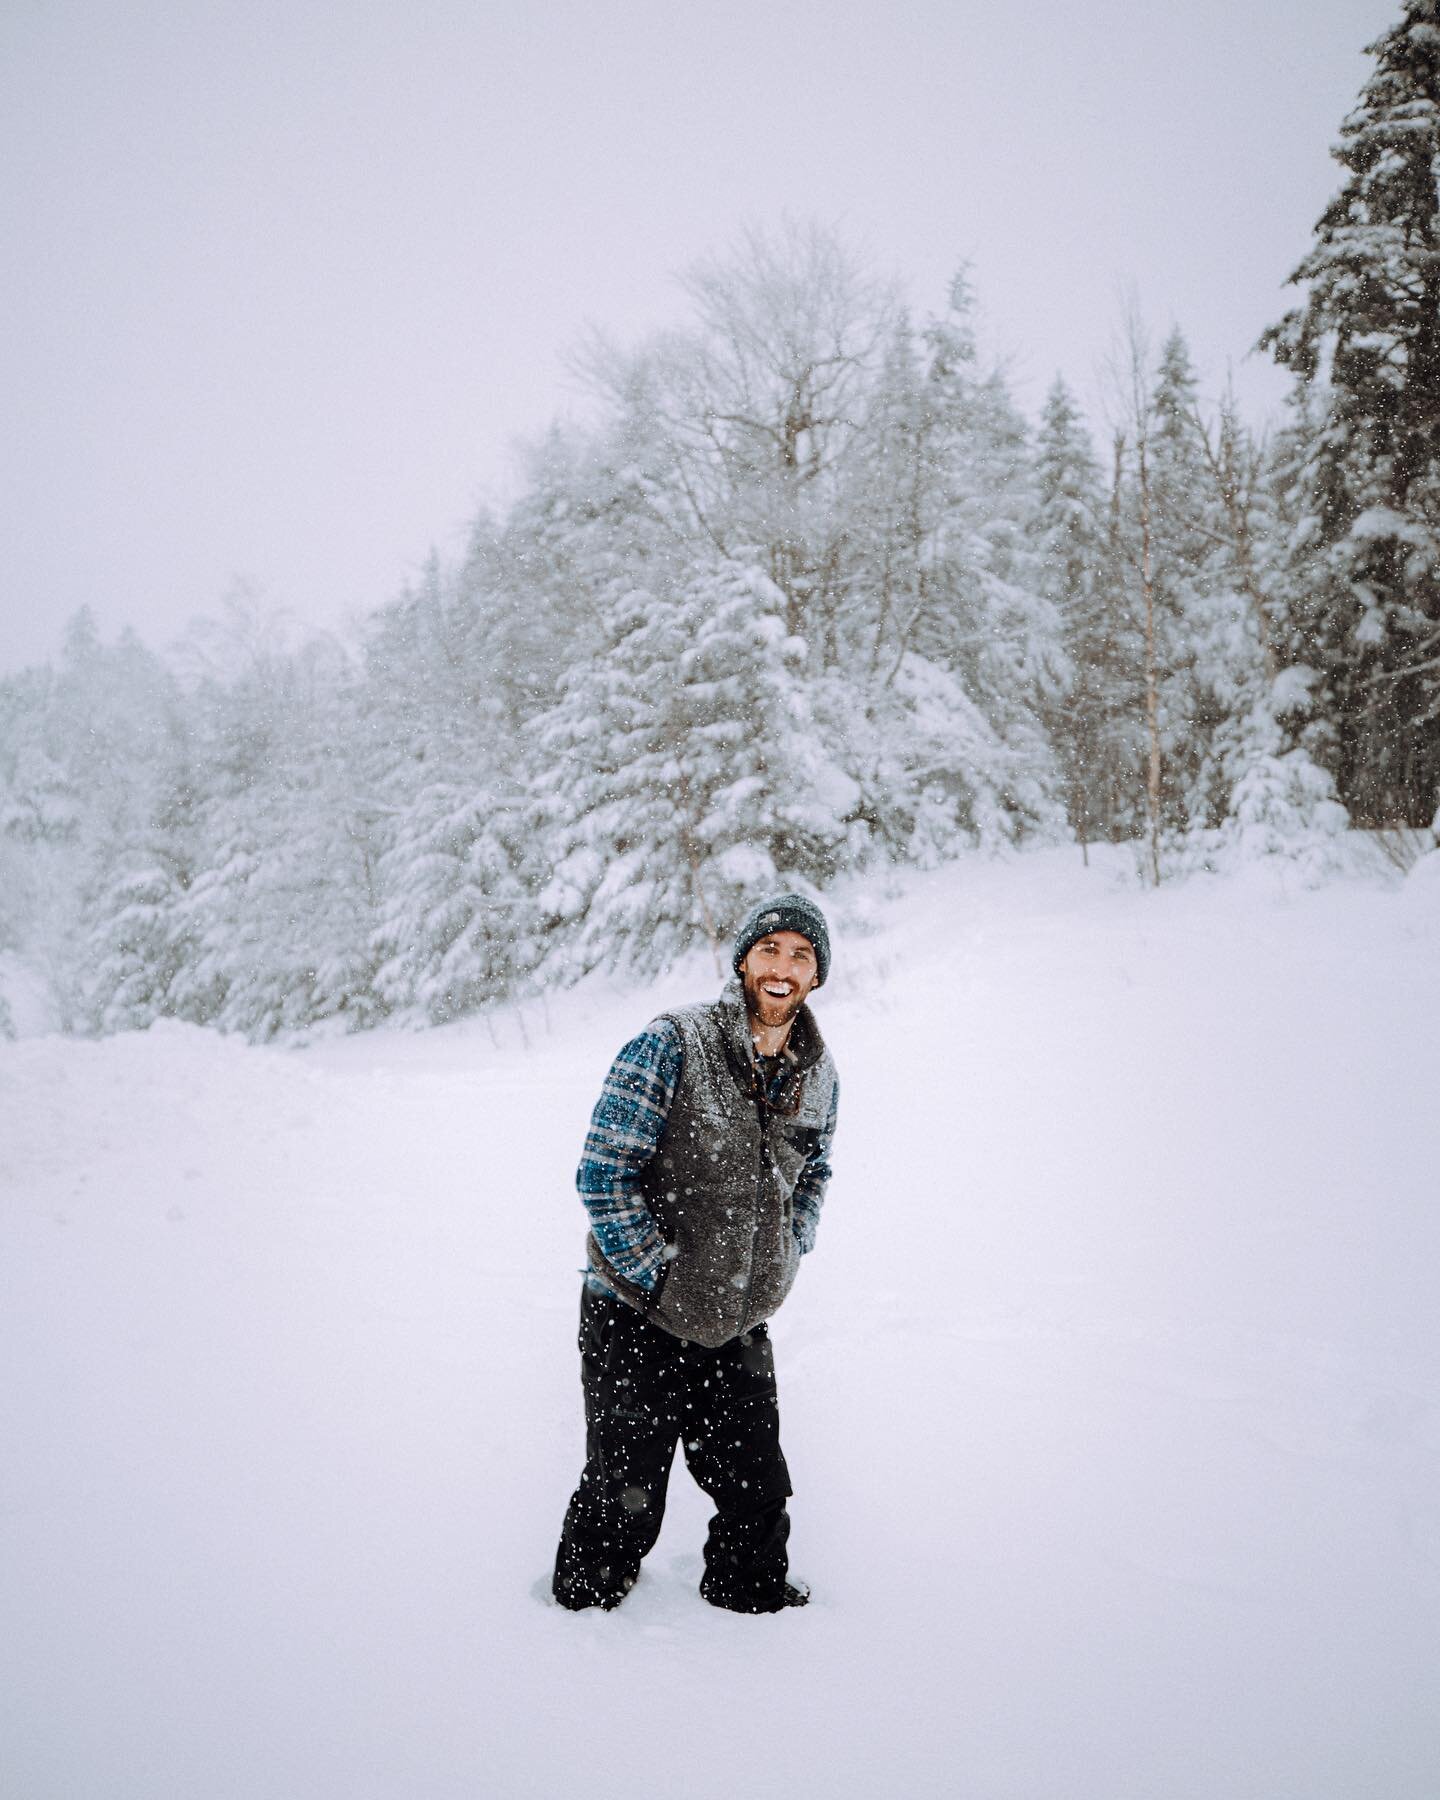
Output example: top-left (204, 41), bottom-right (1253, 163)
top-left (0, 0), bottom-right (1399, 674)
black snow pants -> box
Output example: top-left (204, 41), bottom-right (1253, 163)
top-left (552, 1287), bottom-right (794, 1612)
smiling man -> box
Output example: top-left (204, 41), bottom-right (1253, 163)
top-left (551, 893), bottom-right (839, 1615)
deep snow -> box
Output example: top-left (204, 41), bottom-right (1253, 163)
top-left (2, 847), bottom-right (1437, 1800)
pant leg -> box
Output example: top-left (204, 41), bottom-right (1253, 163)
top-left (552, 1288), bottom-right (683, 1609)
top-left (678, 1324), bottom-right (795, 1612)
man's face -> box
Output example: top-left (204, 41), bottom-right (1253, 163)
top-left (740, 930), bottom-right (819, 1034)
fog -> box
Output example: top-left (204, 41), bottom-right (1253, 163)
top-left (0, 0), bottom-right (1397, 671)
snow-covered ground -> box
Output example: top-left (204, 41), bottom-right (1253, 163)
top-left (3, 847), bottom-right (1438, 1800)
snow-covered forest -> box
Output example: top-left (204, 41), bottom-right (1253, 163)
top-left (3, 7), bottom-right (1440, 1044)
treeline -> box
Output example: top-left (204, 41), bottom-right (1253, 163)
top-left (2, 5), bottom-right (1438, 1041)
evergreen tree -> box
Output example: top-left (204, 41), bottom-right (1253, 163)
top-left (1109, 320), bottom-right (1267, 870)
top-left (165, 625), bottom-right (384, 1040)
top-left (536, 552), bottom-right (851, 979)
top-left (912, 274), bottom-right (1068, 842)
top-left (1185, 393), bottom-right (1350, 874)
top-left (360, 558), bottom-right (537, 1026)
top-left (827, 307), bottom-right (979, 865)
top-left (846, 310), bottom-right (934, 692)
top-left (1, 613), bottom-right (175, 1027)
top-left (1032, 377), bottom-right (1146, 847)
top-left (1146, 328), bottom-right (1234, 832)
top-left (1262, 1), bottom-right (1440, 825)
top-left (82, 713), bottom-right (203, 1032)
top-left (370, 776), bottom-right (532, 1023)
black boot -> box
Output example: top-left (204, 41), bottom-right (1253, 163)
top-left (702, 1577), bottom-right (810, 1614)
top-left (553, 1566), bottom-right (637, 1612)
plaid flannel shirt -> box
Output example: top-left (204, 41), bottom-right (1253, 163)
top-left (578, 1019), bottom-right (838, 1296)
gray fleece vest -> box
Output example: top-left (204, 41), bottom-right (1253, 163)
top-left (588, 977), bottom-right (837, 1349)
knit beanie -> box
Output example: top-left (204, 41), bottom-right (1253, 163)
top-left (731, 893), bottom-right (831, 987)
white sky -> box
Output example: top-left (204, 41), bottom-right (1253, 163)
top-left (0, 0), bottom-right (1398, 673)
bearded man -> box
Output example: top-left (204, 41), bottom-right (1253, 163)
top-left (551, 893), bottom-right (839, 1615)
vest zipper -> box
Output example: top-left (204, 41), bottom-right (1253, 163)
top-left (735, 1086), bottom-right (771, 1338)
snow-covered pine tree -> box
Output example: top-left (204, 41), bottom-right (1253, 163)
top-left (1031, 376), bottom-right (1146, 850)
top-left (536, 543), bottom-right (850, 980)
top-left (1144, 327), bottom-right (1239, 836)
top-left (847, 312), bottom-right (933, 690)
top-left (0, 667), bottom-right (82, 1004)
top-left (0, 665), bottom-right (80, 1027)
top-left (908, 273), bottom-right (1068, 845)
top-left (1260, 379), bottom-right (1354, 781)
top-left (0, 669), bottom-right (82, 852)
top-left (167, 616), bottom-right (384, 1040)
top-left (1261, 0), bottom-right (1440, 827)
top-left (479, 432), bottom-right (618, 736)
top-left (676, 556), bottom-right (853, 902)
top-left (81, 713), bottom-right (202, 1032)
top-left (2, 612), bottom-right (177, 1030)
top-left (1182, 391), bottom-right (1351, 875)
top-left (369, 776), bottom-right (531, 1023)
top-left (84, 864), bottom-right (189, 1031)
top-left (1109, 314), bottom-right (1166, 881)
top-left (822, 307), bottom-right (975, 867)
top-left (1109, 316), bottom-right (1255, 876)
top-left (360, 556), bottom-right (536, 1024)
top-left (165, 801), bottom-right (252, 1028)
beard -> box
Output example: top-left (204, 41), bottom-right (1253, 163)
top-left (741, 967), bottom-right (809, 1033)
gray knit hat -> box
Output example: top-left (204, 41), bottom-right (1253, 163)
top-left (732, 893), bottom-right (831, 987)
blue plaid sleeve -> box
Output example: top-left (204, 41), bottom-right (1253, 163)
top-left (577, 1021), bottom-right (683, 1292)
top-left (791, 1074), bottom-right (838, 1255)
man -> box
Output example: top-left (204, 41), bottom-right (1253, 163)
top-left (551, 893), bottom-right (839, 1614)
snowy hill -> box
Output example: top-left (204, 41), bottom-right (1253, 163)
top-left (2, 848), bottom-right (1437, 1799)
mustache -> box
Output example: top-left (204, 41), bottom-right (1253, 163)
top-left (746, 972), bottom-right (804, 1010)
